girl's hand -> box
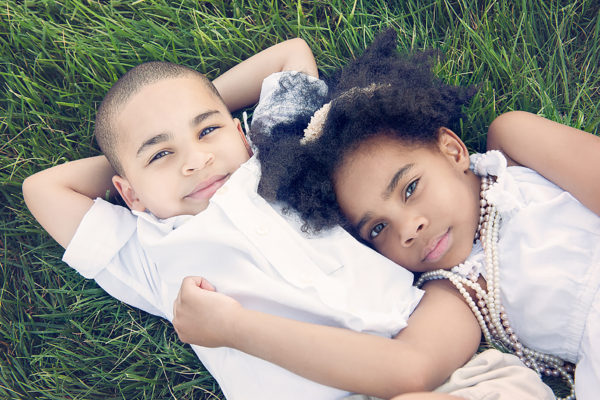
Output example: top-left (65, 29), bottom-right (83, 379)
top-left (174, 277), bottom-right (479, 398)
top-left (172, 276), bottom-right (241, 347)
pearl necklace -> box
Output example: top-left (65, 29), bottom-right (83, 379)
top-left (415, 175), bottom-right (576, 400)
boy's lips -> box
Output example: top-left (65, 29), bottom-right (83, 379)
top-left (422, 229), bottom-right (451, 262)
top-left (185, 174), bottom-right (229, 200)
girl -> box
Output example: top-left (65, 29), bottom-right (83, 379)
top-left (254, 30), bottom-right (600, 399)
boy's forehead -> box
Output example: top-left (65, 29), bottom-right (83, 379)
top-left (113, 76), bottom-right (228, 151)
top-left (118, 76), bottom-right (225, 123)
top-left (132, 75), bottom-right (219, 105)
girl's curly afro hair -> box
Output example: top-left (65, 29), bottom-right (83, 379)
top-left (254, 28), bottom-right (477, 234)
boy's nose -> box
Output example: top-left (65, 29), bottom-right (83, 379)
top-left (181, 150), bottom-right (214, 175)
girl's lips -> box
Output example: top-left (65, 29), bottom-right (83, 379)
top-left (422, 229), bottom-right (451, 262)
top-left (186, 175), bottom-right (229, 200)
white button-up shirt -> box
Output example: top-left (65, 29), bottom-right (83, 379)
top-left (63, 72), bottom-right (423, 400)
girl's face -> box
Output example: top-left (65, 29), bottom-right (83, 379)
top-left (333, 129), bottom-right (482, 272)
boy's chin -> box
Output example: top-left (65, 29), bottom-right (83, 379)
top-left (181, 202), bottom-right (211, 217)
top-left (149, 203), bottom-right (210, 220)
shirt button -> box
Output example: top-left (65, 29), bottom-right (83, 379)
top-left (256, 225), bottom-right (269, 235)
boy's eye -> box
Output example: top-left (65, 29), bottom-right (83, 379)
top-left (199, 126), bottom-right (217, 138)
top-left (405, 179), bottom-right (419, 200)
top-left (369, 222), bottom-right (387, 240)
top-left (150, 150), bottom-right (171, 163)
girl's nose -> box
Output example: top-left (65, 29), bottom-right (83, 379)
top-left (398, 215), bottom-right (427, 247)
top-left (181, 150), bottom-right (214, 175)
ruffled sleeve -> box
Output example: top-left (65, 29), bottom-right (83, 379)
top-left (470, 150), bottom-right (521, 217)
top-left (250, 71), bottom-right (328, 139)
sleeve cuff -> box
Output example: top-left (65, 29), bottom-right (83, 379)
top-left (63, 198), bottom-right (137, 279)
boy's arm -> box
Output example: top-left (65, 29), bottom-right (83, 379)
top-left (22, 156), bottom-right (116, 249)
top-left (173, 277), bottom-right (480, 398)
top-left (213, 38), bottom-right (318, 112)
top-left (487, 110), bottom-right (600, 215)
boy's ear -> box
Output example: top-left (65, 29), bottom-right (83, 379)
top-left (112, 175), bottom-right (146, 212)
top-left (234, 117), bottom-right (253, 157)
top-left (437, 127), bottom-right (470, 172)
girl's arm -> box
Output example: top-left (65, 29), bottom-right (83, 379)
top-left (487, 110), bottom-right (600, 215)
top-left (173, 277), bottom-right (480, 398)
top-left (213, 38), bottom-right (318, 112)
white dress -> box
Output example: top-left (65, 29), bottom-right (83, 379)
top-left (458, 151), bottom-right (600, 399)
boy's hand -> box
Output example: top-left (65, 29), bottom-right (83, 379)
top-left (172, 276), bottom-right (241, 347)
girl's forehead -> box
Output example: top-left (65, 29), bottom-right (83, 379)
top-left (335, 138), bottom-right (404, 188)
top-left (341, 135), bottom-right (432, 165)
top-left (334, 136), bottom-right (444, 191)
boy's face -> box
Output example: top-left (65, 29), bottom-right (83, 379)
top-left (111, 75), bottom-right (252, 219)
top-left (333, 129), bottom-right (481, 272)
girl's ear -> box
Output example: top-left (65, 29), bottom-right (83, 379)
top-left (437, 127), bottom-right (470, 172)
top-left (112, 175), bottom-right (146, 212)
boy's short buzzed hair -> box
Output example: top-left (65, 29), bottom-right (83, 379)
top-left (94, 61), bottom-right (224, 176)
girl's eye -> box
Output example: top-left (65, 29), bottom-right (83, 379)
top-left (369, 222), bottom-right (387, 240)
top-left (405, 179), bottom-right (419, 200)
top-left (150, 150), bottom-right (170, 163)
top-left (199, 126), bottom-right (217, 138)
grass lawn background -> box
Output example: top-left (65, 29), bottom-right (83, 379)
top-left (1, 0), bottom-right (598, 398)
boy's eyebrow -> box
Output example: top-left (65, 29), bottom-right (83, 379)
top-left (136, 110), bottom-right (222, 157)
top-left (382, 163), bottom-right (414, 199)
top-left (136, 133), bottom-right (172, 157)
top-left (191, 110), bottom-right (220, 127)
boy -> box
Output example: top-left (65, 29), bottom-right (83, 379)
top-left (23, 38), bottom-right (553, 400)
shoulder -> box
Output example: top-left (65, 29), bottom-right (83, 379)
top-left (63, 198), bottom-right (140, 278)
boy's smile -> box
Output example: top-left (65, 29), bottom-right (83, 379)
top-left (111, 75), bottom-right (251, 219)
top-left (333, 130), bottom-right (481, 272)
top-left (185, 174), bottom-right (230, 200)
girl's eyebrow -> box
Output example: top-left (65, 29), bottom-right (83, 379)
top-left (356, 163), bottom-right (415, 234)
top-left (356, 212), bottom-right (373, 234)
top-left (383, 163), bottom-right (414, 199)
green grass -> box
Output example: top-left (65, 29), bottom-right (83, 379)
top-left (1, 0), bottom-right (598, 398)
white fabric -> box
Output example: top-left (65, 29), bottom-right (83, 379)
top-left (433, 349), bottom-right (555, 400)
top-left (63, 72), bottom-right (423, 400)
top-left (465, 151), bottom-right (600, 399)
top-left (344, 349), bottom-right (555, 400)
